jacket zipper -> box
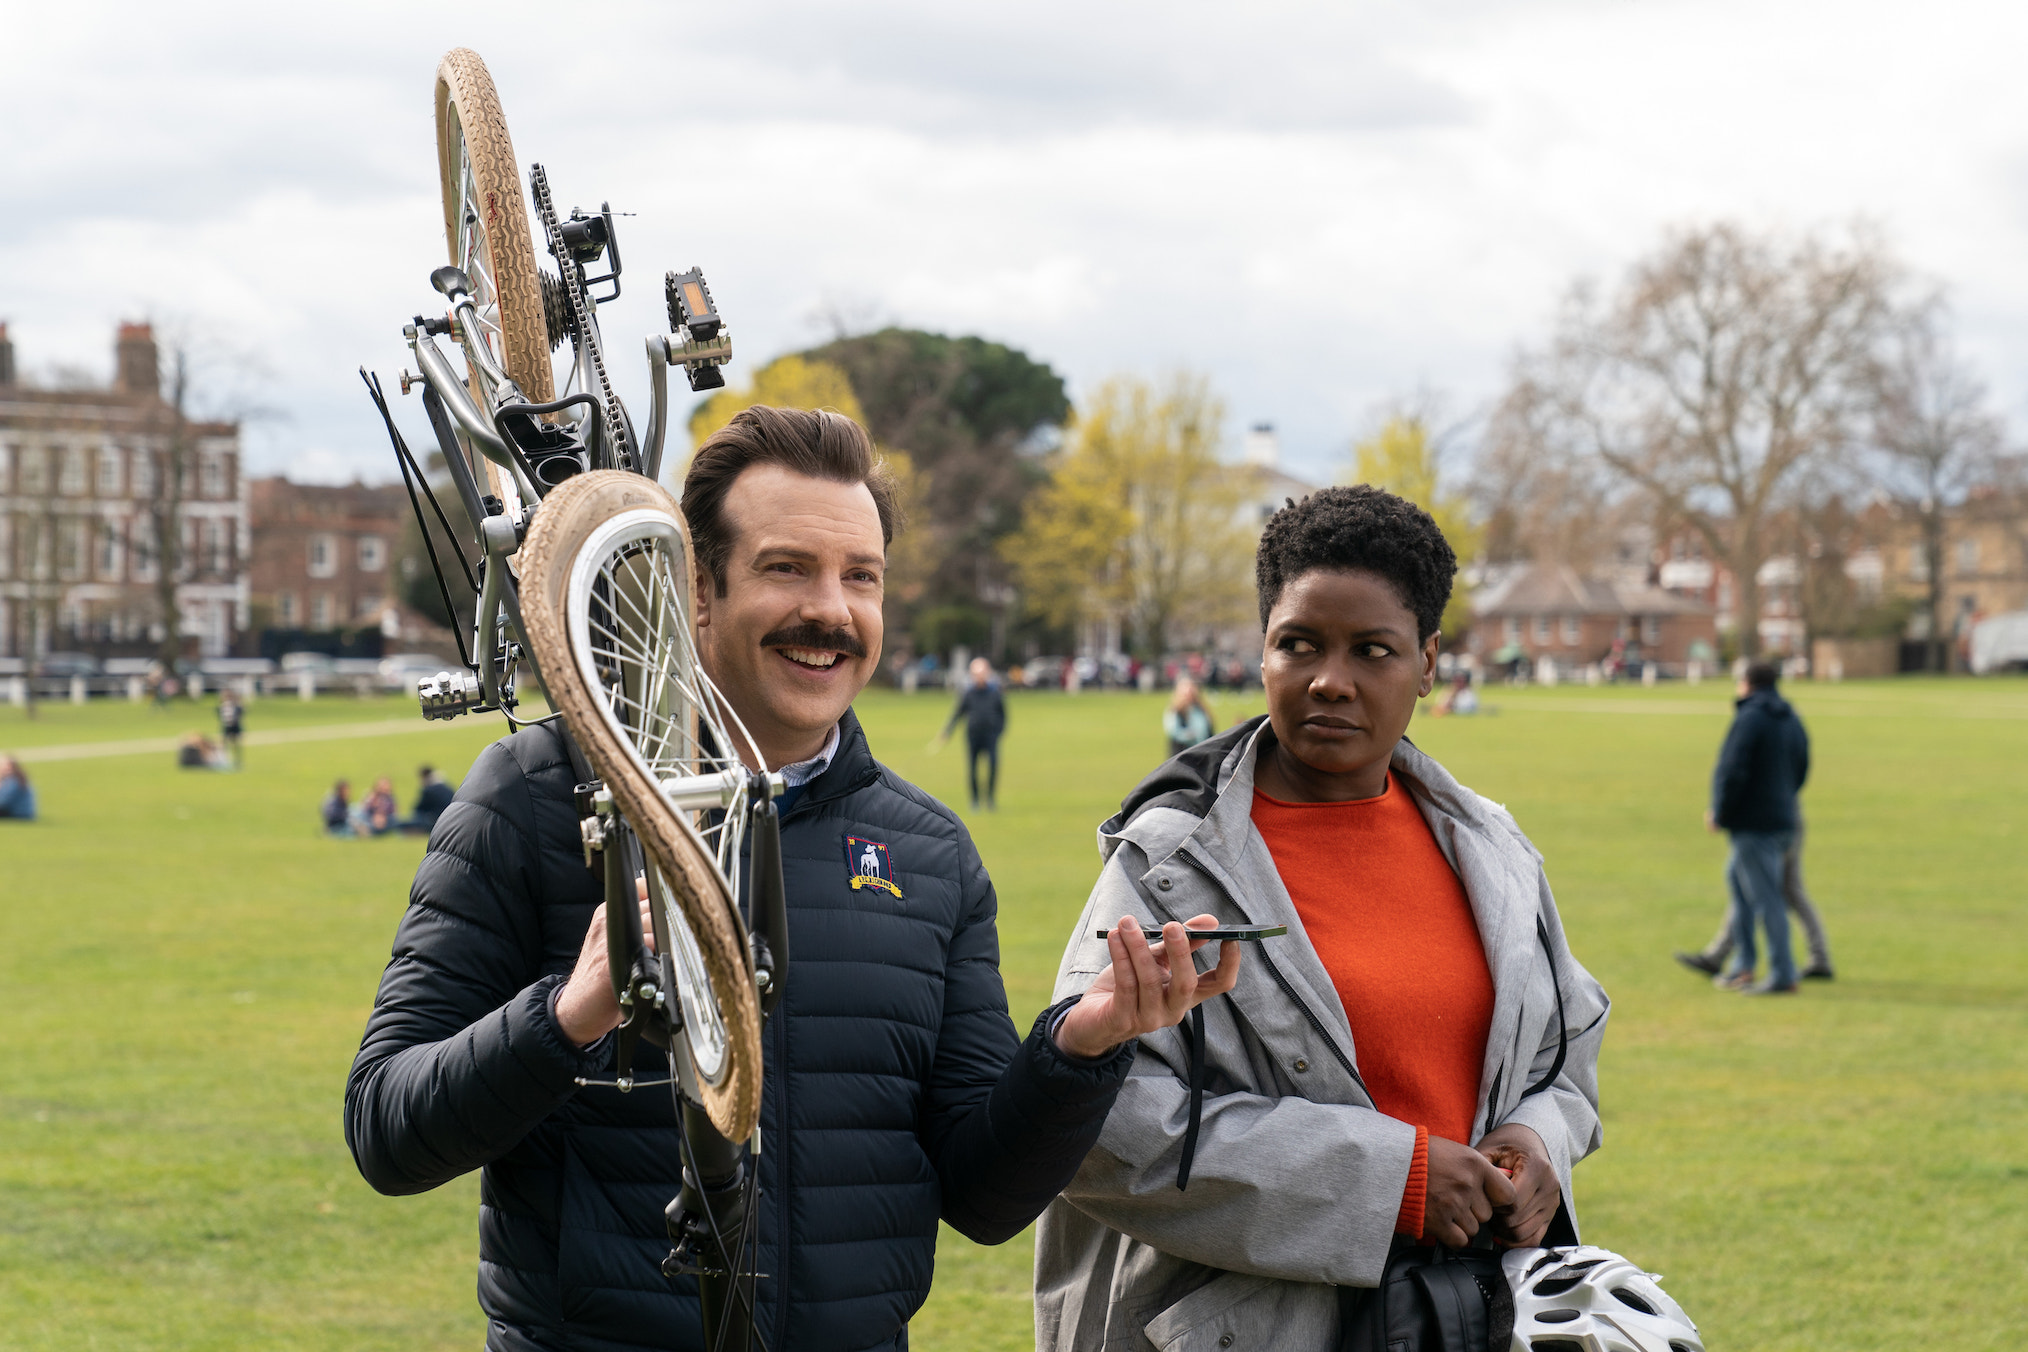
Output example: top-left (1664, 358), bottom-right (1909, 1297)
top-left (1174, 853), bottom-right (1372, 1103)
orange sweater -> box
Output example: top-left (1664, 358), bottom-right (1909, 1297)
top-left (1251, 776), bottom-right (1495, 1237)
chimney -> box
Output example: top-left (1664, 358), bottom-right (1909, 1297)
top-left (0, 322), bottom-right (13, 386)
top-left (116, 322), bottom-right (159, 397)
top-left (1242, 421), bottom-right (1279, 468)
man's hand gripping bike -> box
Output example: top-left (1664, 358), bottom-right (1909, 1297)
top-left (362, 48), bottom-right (778, 1351)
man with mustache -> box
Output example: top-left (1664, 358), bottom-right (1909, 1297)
top-left (347, 405), bottom-right (1239, 1352)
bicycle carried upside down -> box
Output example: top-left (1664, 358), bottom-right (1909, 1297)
top-left (362, 47), bottom-right (781, 1352)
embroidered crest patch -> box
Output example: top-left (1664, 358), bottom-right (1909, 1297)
top-left (844, 835), bottom-right (903, 898)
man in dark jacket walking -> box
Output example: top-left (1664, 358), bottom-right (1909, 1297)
top-left (1702, 661), bottom-right (1813, 995)
top-left (939, 657), bottom-right (1006, 810)
top-left (345, 406), bottom-right (1239, 1352)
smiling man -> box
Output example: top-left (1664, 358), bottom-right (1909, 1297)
top-left (1034, 485), bottom-right (1609, 1351)
top-left (347, 404), bottom-right (1238, 1352)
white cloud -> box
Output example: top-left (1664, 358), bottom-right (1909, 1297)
top-left (6, 0), bottom-right (2028, 488)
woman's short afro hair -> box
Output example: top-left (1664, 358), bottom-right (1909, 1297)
top-left (1255, 485), bottom-right (1457, 639)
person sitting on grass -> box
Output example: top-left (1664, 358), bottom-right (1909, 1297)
top-left (0, 755), bottom-right (36, 821)
top-left (351, 777), bottom-right (399, 836)
top-left (1035, 485), bottom-right (1611, 1350)
top-left (321, 779), bottom-right (354, 837)
top-left (398, 765), bottom-right (456, 836)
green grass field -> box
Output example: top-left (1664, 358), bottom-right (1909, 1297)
top-left (2, 679), bottom-right (2024, 1349)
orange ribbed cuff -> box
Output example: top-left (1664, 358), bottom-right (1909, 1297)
top-left (1395, 1126), bottom-right (1429, 1237)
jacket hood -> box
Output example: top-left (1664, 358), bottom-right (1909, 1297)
top-left (1736, 688), bottom-right (1794, 719)
top-left (1099, 716), bottom-right (1265, 839)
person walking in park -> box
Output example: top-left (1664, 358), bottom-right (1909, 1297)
top-left (1692, 661), bottom-right (1816, 995)
top-left (217, 690), bottom-right (244, 769)
top-left (939, 655), bottom-right (1007, 810)
top-left (1161, 675), bottom-right (1216, 757)
top-left (1035, 487), bottom-right (1608, 1349)
top-left (0, 755), bottom-right (36, 821)
top-left (1674, 831), bottom-right (1834, 981)
top-left (346, 405), bottom-right (1242, 1352)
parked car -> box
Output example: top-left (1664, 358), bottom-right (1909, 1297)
top-left (37, 652), bottom-right (101, 678)
top-left (279, 651), bottom-right (337, 674)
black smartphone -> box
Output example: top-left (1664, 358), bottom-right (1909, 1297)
top-left (1095, 923), bottom-right (1287, 945)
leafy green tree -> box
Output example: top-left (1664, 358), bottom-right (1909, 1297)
top-left (1004, 373), bottom-right (1251, 659)
top-left (1352, 416), bottom-right (1483, 643)
top-left (801, 329), bottom-right (1069, 658)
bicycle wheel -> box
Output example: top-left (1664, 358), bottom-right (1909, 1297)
top-left (518, 470), bottom-right (764, 1142)
top-left (434, 48), bottom-right (556, 506)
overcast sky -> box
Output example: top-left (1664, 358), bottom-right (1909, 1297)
top-left (7, 0), bottom-right (2028, 487)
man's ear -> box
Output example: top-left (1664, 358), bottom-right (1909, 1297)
top-left (694, 569), bottom-right (713, 631)
top-left (1419, 632), bottom-right (1441, 698)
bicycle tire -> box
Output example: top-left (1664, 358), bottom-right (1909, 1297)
top-left (518, 470), bottom-right (764, 1142)
top-left (434, 48), bottom-right (556, 504)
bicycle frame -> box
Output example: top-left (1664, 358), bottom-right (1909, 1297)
top-left (365, 159), bottom-right (778, 1351)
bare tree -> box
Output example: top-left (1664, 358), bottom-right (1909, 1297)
top-left (1501, 223), bottom-right (1899, 656)
top-left (1870, 302), bottom-right (2004, 670)
top-left (138, 348), bottom-right (196, 675)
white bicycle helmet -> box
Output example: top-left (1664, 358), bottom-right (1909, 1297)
top-left (1503, 1246), bottom-right (1704, 1352)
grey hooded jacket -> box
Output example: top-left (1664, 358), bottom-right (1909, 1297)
top-left (1033, 718), bottom-right (1609, 1352)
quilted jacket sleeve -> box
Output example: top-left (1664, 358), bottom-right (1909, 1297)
top-left (344, 731), bottom-right (608, 1196)
top-left (922, 829), bottom-right (1134, 1244)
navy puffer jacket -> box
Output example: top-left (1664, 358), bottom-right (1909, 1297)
top-left (346, 710), bottom-right (1132, 1351)
top-left (1710, 687), bottom-right (1810, 832)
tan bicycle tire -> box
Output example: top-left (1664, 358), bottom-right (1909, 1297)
top-left (434, 48), bottom-right (556, 501)
top-left (518, 470), bottom-right (763, 1142)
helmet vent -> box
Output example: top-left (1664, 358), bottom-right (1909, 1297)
top-left (1533, 1275), bottom-right (1583, 1296)
top-left (1534, 1342), bottom-right (1586, 1352)
top-left (1613, 1288), bottom-right (1658, 1316)
top-left (1537, 1309), bottom-right (1580, 1324)
top-left (1672, 1344), bottom-right (1699, 1352)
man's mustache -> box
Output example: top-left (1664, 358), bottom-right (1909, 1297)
top-left (760, 622), bottom-right (868, 660)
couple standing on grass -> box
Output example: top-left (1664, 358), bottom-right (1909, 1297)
top-left (345, 405), bottom-right (1606, 1352)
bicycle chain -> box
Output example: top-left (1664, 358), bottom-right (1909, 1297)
top-left (529, 164), bottom-right (633, 469)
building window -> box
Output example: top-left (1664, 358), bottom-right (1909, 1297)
top-left (57, 518), bottom-right (84, 578)
top-left (59, 448), bottom-right (88, 495)
top-left (1533, 615), bottom-right (1551, 643)
top-left (130, 515), bottom-right (157, 581)
top-left (0, 444), bottom-right (11, 493)
top-left (308, 533), bottom-right (337, 579)
top-left (1561, 615), bottom-right (1581, 645)
top-left (1956, 537), bottom-right (1979, 576)
top-left (97, 448), bottom-right (123, 497)
top-left (206, 519), bottom-right (230, 575)
top-left (0, 515), bottom-right (11, 579)
top-left (18, 448), bottom-right (47, 495)
top-left (310, 594), bottom-right (332, 629)
top-left (1502, 617), bottom-right (1519, 644)
top-left (98, 521), bottom-right (121, 579)
top-left (131, 450), bottom-right (156, 498)
top-left (199, 454), bottom-right (226, 499)
top-left (278, 591), bottom-right (300, 626)
top-left (1906, 545), bottom-right (1929, 583)
top-left (357, 594), bottom-right (384, 621)
top-left (358, 535), bottom-right (386, 572)
top-left (1642, 615), bottom-right (1661, 646)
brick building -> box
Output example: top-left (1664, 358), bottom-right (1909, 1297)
top-left (1471, 562), bottom-right (1717, 675)
top-left (246, 478), bottom-right (412, 654)
top-left (0, 322), bottom-right (247, 660)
